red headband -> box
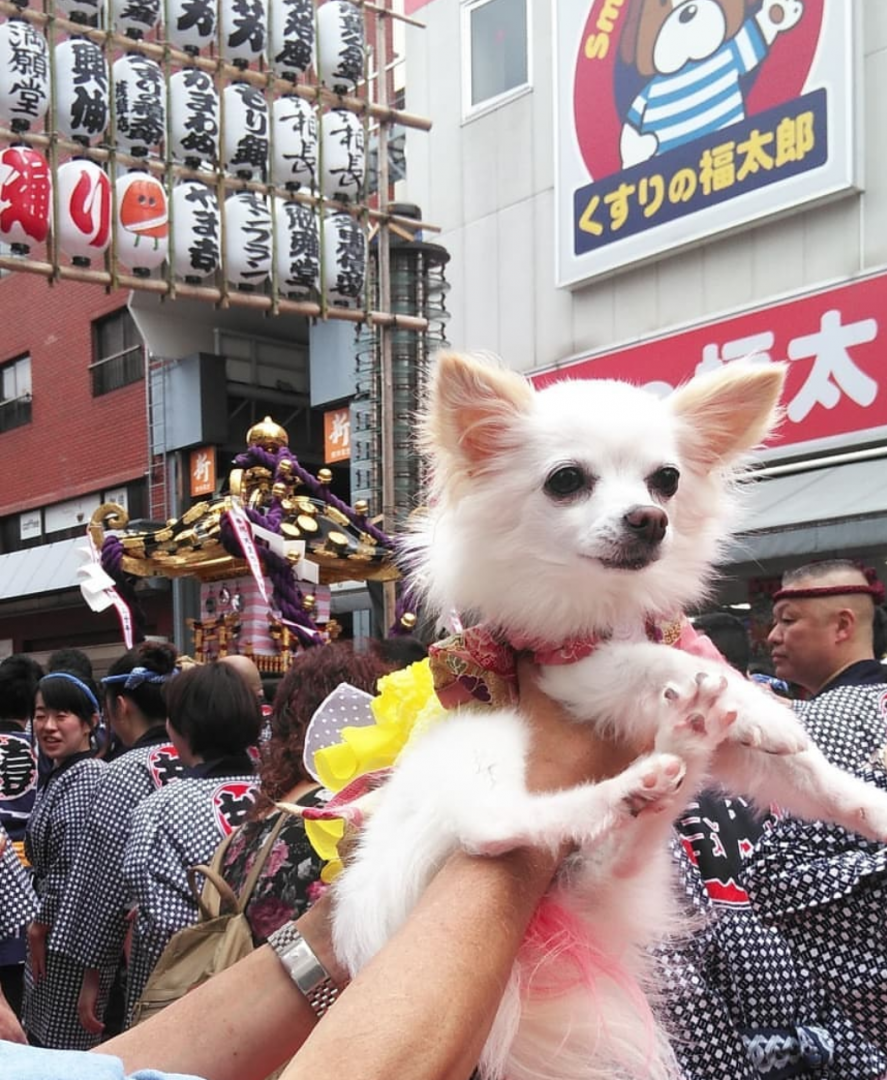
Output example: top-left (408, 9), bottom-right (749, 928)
top-left (773, 567), bottom-right (886, 606)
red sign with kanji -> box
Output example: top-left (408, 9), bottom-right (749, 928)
top-left (533, 271), bottom-right (887, 460)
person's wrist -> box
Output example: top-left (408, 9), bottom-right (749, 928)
top-left (267, 923), bottom-right (339, 1019)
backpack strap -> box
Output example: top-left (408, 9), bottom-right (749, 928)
top-left (189, 827), bottom-right (243, 920)
top-left (233, 809), bottom-right (290, 913)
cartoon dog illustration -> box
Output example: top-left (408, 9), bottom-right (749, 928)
top-left (618, 0), bottom-right (804, 169)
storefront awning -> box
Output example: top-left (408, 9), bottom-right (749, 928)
top-left (728, 458), bottom-right (887, 563)
top-left (0, 538), bottom-right (85, 602)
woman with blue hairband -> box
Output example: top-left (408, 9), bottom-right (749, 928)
top-left (20, 668), bottom-right (106, 1049)
top-left (52, 642), bottom-right (184, 1045)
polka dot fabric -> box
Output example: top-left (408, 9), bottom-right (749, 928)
top-left (121, 772), bottom-right (258, 1025)
top-left (302, 682), bottom-right (374, 781)
top-left (0, 821), bottom-right (36, 937)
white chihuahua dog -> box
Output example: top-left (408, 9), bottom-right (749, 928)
top-left (331, 352), bottom-right (887, 1080)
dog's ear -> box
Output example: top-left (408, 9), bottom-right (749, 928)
top-left (423, 351), bottom-right (534, 470)
top-left (670, 362), bottom-right (786, 469)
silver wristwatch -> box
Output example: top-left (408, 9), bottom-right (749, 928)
top-left (267, 923), bottom-right (339, 1019)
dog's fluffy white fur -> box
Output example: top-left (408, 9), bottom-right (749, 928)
top-left (331, 352), bottom-right (887, 1080)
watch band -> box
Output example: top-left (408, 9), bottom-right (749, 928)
top-left (268, 922), bottom-right (339, 1019)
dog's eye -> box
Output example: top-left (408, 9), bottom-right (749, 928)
top-left (544, 465), bottom-right (588, 498)
top-left (649, 466), bottom-right (680, 497)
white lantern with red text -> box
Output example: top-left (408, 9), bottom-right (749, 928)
top-left (319, 108), bottom-right (364, 202)
top-left (171, 181), bottom-right (220, 281)
top-left (55, 0), bottom-right (104, 26)
top-left (0, 145), bottom-right (51, 253)
top-left (220, 0), bottom-right (266, 68)
top-left (268, 0), bottom-right (313, 81)
top-left (53, 38), bottom-right (109, 146)
top-left (274, 199), bottom-right (318, 299)
top-left (56, 159), bottom-right (111, 265)
top-left (0, 21), bottom-right (49, 133)
top-left (111, 0), bottom-right (161, 39)
top-left (115, 172), bottom-right (168, 275)
top-left (114, 54), bottom-right (165, 157)
top-left (224, 192), bottom-right (271, 288)
top-left (223, 82), bottom-right (268, 179)
top-left (321, 209), bottom-right (365, 306)
top-left (166, 0), bottom-right (217, 54)
top-left (271, 95), bottom-right (317, 190)
top-left (316, 1), bottom-right (364, 93)
top-left (169, 69), bottom-right (218, 167)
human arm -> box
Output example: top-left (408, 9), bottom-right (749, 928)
top-left (0, 982), bottom-right (26, 1044)
top-left (99, 660), bottom-right (633, 1080)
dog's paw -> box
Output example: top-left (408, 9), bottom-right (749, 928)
top-left (729, 696), bottom-right (809, 756)
top-left (617, 752), bottom-right (686, 818)
top-left (657, 671), bottom-right (737, 756)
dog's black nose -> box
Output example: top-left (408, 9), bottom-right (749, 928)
top-left (679, 4), bottom-right (698, 23)
top-left (624, 506), bottom-right (668, 544)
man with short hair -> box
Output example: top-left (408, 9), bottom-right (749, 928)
top-left (768, 559), bottom-right (887, 698)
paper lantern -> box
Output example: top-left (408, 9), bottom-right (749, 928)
top-left (166, 0), bottom-right (217, 54)
top-left (114, 54), bottom-right (165, 157)
top-left (274, 199), bottom-right (318, 298)
top-left (168, 68), bottom-right (218, 167)
top-left (53, 38), bottom-right (109, 146)
top-left (115, 171), bottom-right (168, 274)
top-left (0, 21), bottom-right (49, 133)
top-left (319, 108), bottom-right (364, 201)
top-left (0, 145), bottom-right (50, 253)
top-left (171, 181), bottom-right (220, 281)
top-left (224, 192), bottom-right (272, 288)
top-left (110, 0), bottom-right (161, 38)
top-left (56, 159), bottom-right (111, 265)
top-left (271, 95), bottom-right (317, 190)
top-left (220, 0), bottom-right (266, 68)
top-left (321, 209), bottom-right (365, 306)
top-left (54, 0), bottom-right (105, 26)
top-left (223, 82), bottom-right (268, 179)
top-left (268, 0), bottom-right (313, 81)
top-left (316, 1), bottom-right (364, 93)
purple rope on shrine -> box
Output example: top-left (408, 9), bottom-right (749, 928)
top-left (100, 535), bottom-right (147, 642)
top-left (234, 445), bottom-right (395, 550)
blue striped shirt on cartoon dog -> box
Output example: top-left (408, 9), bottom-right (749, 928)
top-left (619, 0), bottom-right (804, 169)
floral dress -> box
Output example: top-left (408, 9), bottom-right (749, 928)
top-left (220, 788), bottom-right (327, 944)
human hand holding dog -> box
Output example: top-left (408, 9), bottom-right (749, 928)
top-left (517, 656), bottom-right (648, 793)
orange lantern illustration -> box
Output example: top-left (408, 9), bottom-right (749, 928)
top-left (114, 171), bottom-right (168, 274)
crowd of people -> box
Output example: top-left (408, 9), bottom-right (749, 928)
top-left (1, 558), bottom-right (887, 1080)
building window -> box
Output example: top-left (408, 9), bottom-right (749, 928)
top-left (0, 354), bottom-right (32, 433)
top-left (91, 308), bottom-right (144, 396)
top-left (462, 0), bottom-right (530, 118)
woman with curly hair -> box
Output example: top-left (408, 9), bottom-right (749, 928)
top-left (219, 641), bottom-right (399, 946)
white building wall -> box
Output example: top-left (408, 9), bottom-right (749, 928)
top-left (404, 0), bottom-right (884, 375)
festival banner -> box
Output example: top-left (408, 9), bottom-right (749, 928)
top-left (554, 0), bottom-right (857, 286)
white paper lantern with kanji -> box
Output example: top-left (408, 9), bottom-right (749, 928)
top-left (110, 0), bottom-right (161, 39)
top-left (220, 0), bottom-right (266, 68)
top-left (114, 54), bottom-right (166, 157)
top-left (223, 82), bottom-right (268, 179)
top-left (53, 38), bottom-right (109, 146)
top-left (0, 145), bottom-right (50, 253)
top-left (0, 21), bottom-right (49, 133)
top-left (54, 0), bottom-right (105, 26)
top-left (268, 0), bottom-right (313, 81)
top-left (172, 181), bottom-right (220, 281)
top-left (274, 199), bottom-right (318, 298)
top-left (271, 95), bottom-right (317, 190)
top-left (169, 69), bottom-right (218, 167)
top-left (56, 159), bottom-right (111, 264)
top-left (316, 1), bottom-right (364, 93)
top-left (115, 171), bottom-right (168, 274)
top-left (321, 209), bottom-right (365, 306)
top-left (319, 108), bottom-right (364, 202)
top-left (224, 192), bottom-right (272, 288)
top-left (166, 0), bottom-right (217, 54)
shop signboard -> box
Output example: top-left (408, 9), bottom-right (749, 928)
top-left (554, 0), bottom-right (857, 287)
top-left (532, 269), bottom-right (887, 461)
top-left (324, 406), bottom-right (351, 463)
top-left (190, 446), bottom-right (217, 497)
